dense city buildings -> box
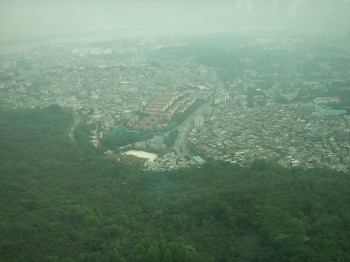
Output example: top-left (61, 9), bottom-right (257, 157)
top-left (1, 33), bottom-right (349, 172)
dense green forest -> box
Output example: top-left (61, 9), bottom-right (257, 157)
top-left (1, 106), bottom-right (350, 261)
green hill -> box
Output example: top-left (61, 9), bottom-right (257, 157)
top-left (1, 106), bottom-right (350, 261)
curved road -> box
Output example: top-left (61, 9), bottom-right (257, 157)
top-left (68, 112), bottom-right (80, 145)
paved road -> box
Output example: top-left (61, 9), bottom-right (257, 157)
top-left (173, 75), bottom-right (224, 158)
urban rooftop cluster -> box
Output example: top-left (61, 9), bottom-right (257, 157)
top-left (0, 34), bottom-right (349, 172)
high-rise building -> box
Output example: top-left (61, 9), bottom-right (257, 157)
top-left (194, 115), bottom-right (204, 127)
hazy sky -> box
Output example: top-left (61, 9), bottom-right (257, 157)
top-left (1, 0), bottom-right (349, 39)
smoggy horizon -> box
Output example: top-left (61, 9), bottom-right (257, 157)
top-left (1, 0), bottom-right (350, 40)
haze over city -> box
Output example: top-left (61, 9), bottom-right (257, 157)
top-left (1, 0), bottom-right (350, 261)
top-left (1, 0), bottom-right (350, 40)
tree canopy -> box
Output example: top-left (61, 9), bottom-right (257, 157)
top-left (1, 106), bottom-right (350, 261)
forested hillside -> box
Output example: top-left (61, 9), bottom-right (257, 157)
top-left (1, 106), bottom-right (350, 261)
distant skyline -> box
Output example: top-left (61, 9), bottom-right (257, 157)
top-left (1, 0), bottom-right (350, 39)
